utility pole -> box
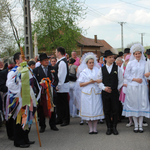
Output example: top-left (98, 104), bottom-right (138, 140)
top-left (118, 22), bottom-right (126, 52)
top-left (140, 33), bottom-right (145, 46)
top-left (24, 0), bottom-right (33, 60)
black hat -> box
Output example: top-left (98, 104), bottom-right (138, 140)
top-left (124, 48), bottom-right (130, 54)
top-left (69, 57), bottom-right (76, 64)
top-left (146, 49), bottom-right (150, 55)
top-left (104, 50), bottom-right (115, 58)
top-left (39, 53), bottom-right (49, 61)
top-left (118, 52), bottom-right (124, 57)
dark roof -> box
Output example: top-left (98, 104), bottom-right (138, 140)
top-left (77, 35), bottom-right (113, 53)
top-left (98, 40), bottom-right (112, 53)
top-left (77, 35), bottom-right (103, 47)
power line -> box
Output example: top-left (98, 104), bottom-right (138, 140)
top-left (84, 3), bottom-right (119, 23)
top-left (119, 0), bottom-right (150, 10)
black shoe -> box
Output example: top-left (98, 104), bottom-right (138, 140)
top-left (134, 128), bottom-right (139, 133)
top-left (40, 127), bottom-right (45, 133)
top-left (51, 126), bottom-right (59, 131)
top-left (93, 131), bottom-right (98, 134)
top-left (26, 141), bottom-right (35, 144)
top-left (14, 143), bottom-right (30, 148)
top-left (60, 122), bottom-right (69, 127)
top-left (8, 136), bottom-right (14, 141)
top-left (99, 120), bottom-right (104, 124)
top-left (56, 121), bottom-right (63, 125)
top-left (89, 131), bottom-right (93, 134)
top-left (106, 128), bottom-right (112, 135)
top-left (80, 121), bottom-right (84, 125)
top-left (112, 127), bottom-right (119, 135)
top-left (139, 127), bottom-right (144, 133)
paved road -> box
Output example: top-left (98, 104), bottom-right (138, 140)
top-left (0, 117), bottom-right (150, 150)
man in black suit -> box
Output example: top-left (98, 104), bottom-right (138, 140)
top-left (98, 50), bottom-right (123, 135)
top-left (33, 53), bottom-right (58, 133)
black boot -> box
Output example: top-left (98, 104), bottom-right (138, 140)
top-left (112, 124), bottom-right (119, 135)
top-left (106, 124), bottom-right (112, 135)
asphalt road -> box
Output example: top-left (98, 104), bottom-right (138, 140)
top-left (0, 117), bottom-right (150, 150)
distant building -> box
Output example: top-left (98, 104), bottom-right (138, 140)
top-left (76, 35), bottom-right (114, 57)
top-left (38, 34), bottom-right (116, 57)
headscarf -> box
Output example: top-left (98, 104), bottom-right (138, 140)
top-left (130, 44), bottom-right (145, 61)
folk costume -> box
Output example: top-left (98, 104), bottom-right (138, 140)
top-left (98, 50), bottom-right (123, 135)
top-left (5, 50), bottom-right (41, 147)
top-left (55, 56), bottom-right (70, 126)
top-left (122, 44), bottom-right (150, 133)
top-left (77, 53), bottom-right (104, 133)
top-left (33, 53), bottom-right (58, 132)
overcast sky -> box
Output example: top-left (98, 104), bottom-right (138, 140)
top-left (79, 0), bottom-right (150, 48)
top-left (10, 0), bottom-right (150, 49)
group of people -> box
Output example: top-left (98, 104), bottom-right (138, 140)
top-left (0, 43), bottom-right (150, 148)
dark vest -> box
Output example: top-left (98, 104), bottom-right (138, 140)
top-left (102, 63), bottom-right (118, 90)
top-left (55, 57), bottom-right (69, 83)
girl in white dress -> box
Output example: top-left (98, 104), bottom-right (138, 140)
top-left (78, 54), bottom-right (104, 134)
top-left (122, 44), bottom-right (150, 133)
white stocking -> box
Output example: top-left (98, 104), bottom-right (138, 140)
top-left (133, 116), bottom-right (138, 128)
top-left (88, 121), bottom-right (93, 132)
top-left (139, 116), bottom-right (143, 128)
top-left (129, 117), bottom-right (133, 123)
top-left (93, 120), bottom-right (98, 132)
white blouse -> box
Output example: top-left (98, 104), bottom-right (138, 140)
top-left (124, 59), bottom-right (147, 86)
top-left (78, 67), bottom-right (101, 94)
top-left (145, 59), bottom-right (150, 80)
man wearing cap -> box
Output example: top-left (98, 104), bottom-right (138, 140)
top-left (33, 53), bottom-right (58, 133)
top-left (98, 50), bottom-right (123, 135)
top-left (117, 52), bottom-right (124, 60)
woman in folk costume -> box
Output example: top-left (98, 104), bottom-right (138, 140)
top-left (119, 55), bottom-right (134, 127)
top-left (5, 50), bottom-right (41, 148)
top-left (78, 53), bottom-right (104, 134)
top-left (122, 44), bottom-right (150, 133)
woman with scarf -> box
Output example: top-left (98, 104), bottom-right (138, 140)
top-left (78, 53), bottom-right (104, 134)
top-left (122, 44), bottom-right (150, 133)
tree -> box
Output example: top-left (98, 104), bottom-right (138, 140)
top-left (0, 0), bottom-right (23, 53)
top-left (32, 0), bottom-right (86, 54)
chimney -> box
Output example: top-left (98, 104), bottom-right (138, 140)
top-left (94, 35), bottom-right (97, 43)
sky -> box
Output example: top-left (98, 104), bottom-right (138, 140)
top-left (7, 0), bottom-right (150, 50)
top-left (78, 0), bottom-right (150, 49)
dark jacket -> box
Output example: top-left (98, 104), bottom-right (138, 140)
top-left (33, 65), bottom-right (58, 88)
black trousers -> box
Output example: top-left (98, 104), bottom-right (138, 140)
top-left (118, 100), bottom-right (123, 121)
top-left (56, 93), bottom-right (70, 124)
top-left (38, 105), bottom-right (56, 128)
top-left (6, 117), bottom-right (14, 138)
top-left (102, 90), bottom-right (119, 128)
top-left (14, 119), bottom-right (30, 146)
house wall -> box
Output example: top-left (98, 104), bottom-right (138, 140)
top-left (38, 46), bottom-right (103, 58)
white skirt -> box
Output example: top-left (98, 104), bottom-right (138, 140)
top-left (80, 89), bottom-right (104, 121)
top-left (122, 85), bottom-right (150, 118)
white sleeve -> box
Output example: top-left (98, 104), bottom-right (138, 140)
top-left (97, 68), bottom-right (105, 91)
top-left (57, 61), bottom-right (67, 88)
top-left (6, 71), bottom-right (20, 94)
top-left (145, 60), bottom-right (150, 80)
top-left (124, 62), bottom-right (134, 82)
top-left (117, 66), bottom-right (123, 90)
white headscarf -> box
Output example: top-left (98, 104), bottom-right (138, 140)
top-left (77, 52), bottom-right (99, 78)
top-left (130, 44), bottom-right (146, 61)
